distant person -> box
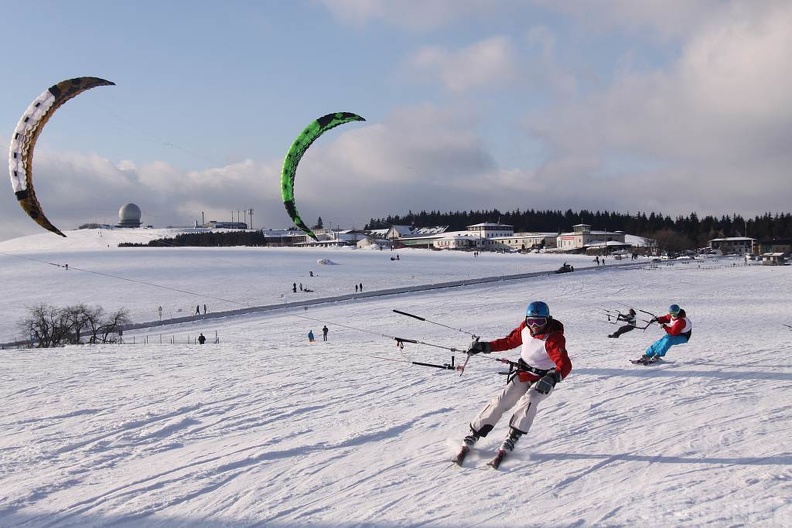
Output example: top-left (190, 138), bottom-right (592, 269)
top-left (308, 330), bottom-right (315, 343)
top-left (355, 284), bottom-right (359, 293)
top-left (322, 325), bottom-right (329, 341)
top-left (359, 282), bottom-right (363, 292)
top-left (203, 304), bottom-right (207, 314)
top-left (293, 282), bottom-right (297, 293)
top-left (195, 305), bottom-right (200, 315)
top-left (198, 333), bottom-right (206, 345)
top-left (609, 309), bottom-right (637, 338)
top-left (158, 306), bottom-right (163, 321)
top-left (635, 304), bottom-right (692, 364)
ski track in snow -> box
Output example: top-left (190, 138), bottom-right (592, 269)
top-left (0, 232), bottom-right (790, 527)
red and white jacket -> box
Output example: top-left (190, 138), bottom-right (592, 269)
top-left (656, 312), bottom-right (693, 340)
top-left (487, 319), bottom-right (572, 382)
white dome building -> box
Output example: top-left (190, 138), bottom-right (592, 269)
top-left (117, 203), bottom-right (142, 228)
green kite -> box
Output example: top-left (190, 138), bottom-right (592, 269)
top-left (281, 112), bottom-right (365, 240)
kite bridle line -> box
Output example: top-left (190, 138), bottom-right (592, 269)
top-left (391, 308), bottom-right (490, 376)
top-left (392, 309), bottom-right (480, 339)
top-left (637, 309), bottom-right (661, 330)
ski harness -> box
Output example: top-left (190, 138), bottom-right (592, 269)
top-left (498, 357), bottom-right (551, 384)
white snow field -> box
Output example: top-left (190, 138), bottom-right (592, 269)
top-left (0, 228), bottom-right (790, 527)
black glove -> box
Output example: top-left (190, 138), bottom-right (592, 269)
top-left (534, 371), bottom-right (561, 394)
top-left (467, 341), bottom-right (491, 355)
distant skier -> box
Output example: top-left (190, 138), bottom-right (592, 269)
top-left (308, 329), bottom-right (315, 343)
top-left (608, 309), bottom-right (637, 338)
top-left (198, 333), bottom-right (206, 345)
top-left (457, 301), bottom-right (572, 467)
top-left (322, 325), bottom-right (329, 341)
top-left (634, 304), bottom-right (692, 364)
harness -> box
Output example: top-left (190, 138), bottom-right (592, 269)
top-left (499, 357), bottom-right (550, 383)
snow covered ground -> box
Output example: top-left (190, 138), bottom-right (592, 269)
top-left (0, 228), bottom-right (790, 527)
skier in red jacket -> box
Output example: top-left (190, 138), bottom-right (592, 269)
top-left (457, 301), bottom-right (572, 464)
top-left (634, 304), bottom-right (692, 364)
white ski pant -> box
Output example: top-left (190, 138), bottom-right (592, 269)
top-left (470, 377), bottom-right (552, 436)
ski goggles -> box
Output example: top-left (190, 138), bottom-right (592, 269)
top-left (525, 316), bottom-right (548, 328)
top-left (669, 310), bottom-right (680, 317)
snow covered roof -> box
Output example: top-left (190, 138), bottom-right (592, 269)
top-left (585, 240), bottom-right (631, 248)
top-left (412, 226), bottom-right (448, 235)
top-left (389, 225), bottom-right (414, 236)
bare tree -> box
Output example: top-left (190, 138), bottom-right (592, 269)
top-left (19, 304), bottom-right (131, 348)
top-left (95, 308), bottom-right (131, 344)
top-left (19, 305), bottom-right (58, 348)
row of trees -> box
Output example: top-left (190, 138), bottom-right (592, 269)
top-left (120, 231), bottom-right (273, 247)
top-left (20, 304), bottom-right (130, 348)
top-left (366, 210), bottom-right (792, 250)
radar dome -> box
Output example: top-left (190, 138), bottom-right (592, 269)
top-left (117, 203), bottom-right (142, 228)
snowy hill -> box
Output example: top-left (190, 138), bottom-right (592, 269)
top-left (0, 230), bottom-right (790, 527)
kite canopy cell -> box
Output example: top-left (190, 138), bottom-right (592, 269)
top-left (8, 76), bottom-right (115, 237)
top-left (281, 112), bottom-right (365, 240)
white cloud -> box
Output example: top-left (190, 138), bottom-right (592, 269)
top-left (532, 0), bottom-right (728, 41)
top-left (406, 36), bottom-right (518, 92)
top-left (680, 2), bottom-right (792, 124)
top-left (519, 1), bottom-right (792, 215)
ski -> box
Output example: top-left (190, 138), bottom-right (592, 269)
top-left (630, 357), bottom-right (660, 365)
top-left (487, 449), bottom-right (507, 469)
top-left (452, 445), bottom-right (471, 466)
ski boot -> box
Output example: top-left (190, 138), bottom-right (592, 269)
top-left (488, 428), bottom-right (523, 469)
top-left (453, 429), bottom-right (480, 465)
top-left (632, 354), bottom-right (658, 365)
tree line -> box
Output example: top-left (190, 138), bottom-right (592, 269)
top-left (366, 209), bottom-right (792, 250)
top-left (119, 231), bottom-right (272, 247)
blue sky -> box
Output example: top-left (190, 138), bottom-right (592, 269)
top-left (2, 0), bottom-right (791, 240)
